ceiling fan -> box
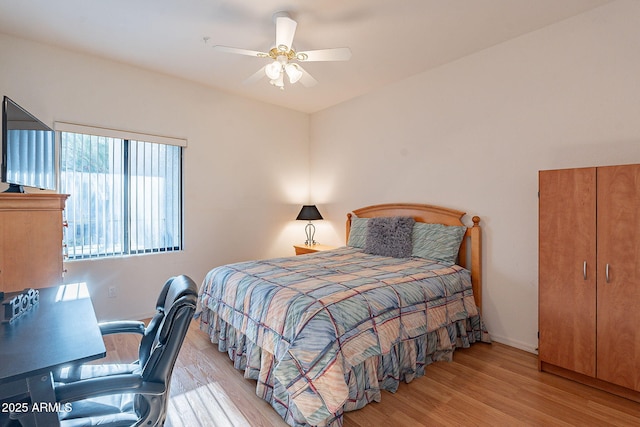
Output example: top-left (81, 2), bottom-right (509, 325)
top-left (213, 11), bottom-right (352, 90)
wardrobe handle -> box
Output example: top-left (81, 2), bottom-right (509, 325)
top-left (606, 264), bottom-right (610, 283)
top-left (583, 261), bottom-right (587, 280)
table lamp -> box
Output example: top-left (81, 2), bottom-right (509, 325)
top-left (296, 205), bottom-right (323, 245)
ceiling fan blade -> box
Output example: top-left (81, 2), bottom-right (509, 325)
top-left (243, 66), bottom-right (266, 85)
top-left (275, 15), bottom-right (297, 51)
top-left (297, 65), bottom-right (318, 88)
top-left (296, 47), bottom-right (352, 62)
top-left (213, 45), bottom-right (269, 58)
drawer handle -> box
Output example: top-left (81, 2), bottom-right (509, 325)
top-left (606, 263), bottom-right (610, 283)
top-left (583, 261), bottom-right (587, 280)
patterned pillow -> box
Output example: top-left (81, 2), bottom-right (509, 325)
top-left (411, 223), bottom-right (466, 264)
top-left (347, 217), bottom-right (369, 248)
top-left (364, 216), bottom-right (415, 258)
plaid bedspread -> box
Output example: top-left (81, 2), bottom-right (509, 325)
top-left (198, 246), bottom-right (483, 426)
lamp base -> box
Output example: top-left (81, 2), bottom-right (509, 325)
top-left (304, 222), bottom-right (317, 246)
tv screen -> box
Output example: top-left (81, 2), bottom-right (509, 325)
top-left (1, 96), bottom-right (56, 192)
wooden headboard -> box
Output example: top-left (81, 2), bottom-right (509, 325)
top-left (346, 203), bottom-right (482, 312)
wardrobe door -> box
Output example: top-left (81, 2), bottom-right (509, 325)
top-left (539, 167), bottom-right (597, 376)
top-left (596, 164), bottom-right (640, 391)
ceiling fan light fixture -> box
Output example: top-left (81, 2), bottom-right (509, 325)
top-left (265, 61), bottom-right (282, 80)
top-left (215, 11), bottom-right (351, 90)
top-left (285, 63), bottom-right (303, 84)
top-left (270, 73), bottom-right (285, 90)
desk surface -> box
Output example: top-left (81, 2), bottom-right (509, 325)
top-left (0, 284), bottom-right (106, 384)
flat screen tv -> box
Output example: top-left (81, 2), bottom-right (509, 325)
top-left (1, 96), bottom-right (56, 192)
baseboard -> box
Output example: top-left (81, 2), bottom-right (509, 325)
top-left (130, 311), bottom-right (157, 322)
top-left (540, 361), bottom-right (640, 403)
top-left (489, 334), bottom-right (538, 354)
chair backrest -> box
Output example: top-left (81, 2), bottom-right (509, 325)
top-left (140, 275), bottom-right (197, 383)
top-left (138, 275), bottom-right (197, 369)
top-left (135, 275), bottom-right (197, 425)
top-left (138, 277), bottom-right (173, 364)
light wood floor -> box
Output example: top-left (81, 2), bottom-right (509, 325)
top-left (103, 322), bottom-right (640, 426)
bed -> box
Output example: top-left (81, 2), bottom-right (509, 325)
top-left (198, 203), bottom-right (489, 426)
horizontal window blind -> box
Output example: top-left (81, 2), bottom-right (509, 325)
top-left (59, 128), bottom-right (182, 259)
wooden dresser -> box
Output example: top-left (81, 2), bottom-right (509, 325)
top-left (0, 193), bottom-right (68, 292)
top-left (538, 164), bottom-right (640, 401)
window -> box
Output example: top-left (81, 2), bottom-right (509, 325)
top-left (58, 124), bottom-right (183, 259)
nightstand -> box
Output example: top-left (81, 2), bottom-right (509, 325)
top-left (293, 244), bottom-right (336, 255)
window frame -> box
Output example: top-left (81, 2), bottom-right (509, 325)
top-left (55, 122), bottom-right (186, 260)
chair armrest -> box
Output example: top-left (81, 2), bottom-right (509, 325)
top-left (99, 320), bottom-right (145, 336)
top-left (55, 374), bottom-right (165, 404)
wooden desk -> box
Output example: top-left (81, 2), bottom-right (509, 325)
top-left (0, 284), bottom-right (106, 426)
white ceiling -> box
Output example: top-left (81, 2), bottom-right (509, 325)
top-left (0, 0), bottom-right (611, 113)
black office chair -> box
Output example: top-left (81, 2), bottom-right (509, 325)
top-left (50, 275), bottom-right (198, 427)
top-left (55, 276), bottom-right (184, 383)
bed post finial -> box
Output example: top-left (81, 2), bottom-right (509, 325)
top-left (469, 215), bottom-right (482, 313)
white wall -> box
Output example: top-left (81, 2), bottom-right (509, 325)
top-left (0, 34), bottom-right (310, 321)
top-left (3, 1), bottom-right (639, 351)
top-left (309, 0), bottom-right (640, 352)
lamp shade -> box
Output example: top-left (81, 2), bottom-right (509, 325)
top-left (265, 61), bottom-right (282, 80)
top-left (285, 63), bottom-right (303, 84)
top-left (296, 205), bottom-right (323, 221)
top-left (270, 72), bottom-right (285, 88)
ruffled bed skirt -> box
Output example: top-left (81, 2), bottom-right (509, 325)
top-left (199, 308), bottom-right (490, 427)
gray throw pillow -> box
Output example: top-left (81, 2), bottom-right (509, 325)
top-left (364, 216), bottom-right (415, 258)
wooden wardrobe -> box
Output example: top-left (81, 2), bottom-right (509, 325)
top-left (538, 164), bottom-right (640, 401)
top-left (0, 193), bottom-right (68, 293)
